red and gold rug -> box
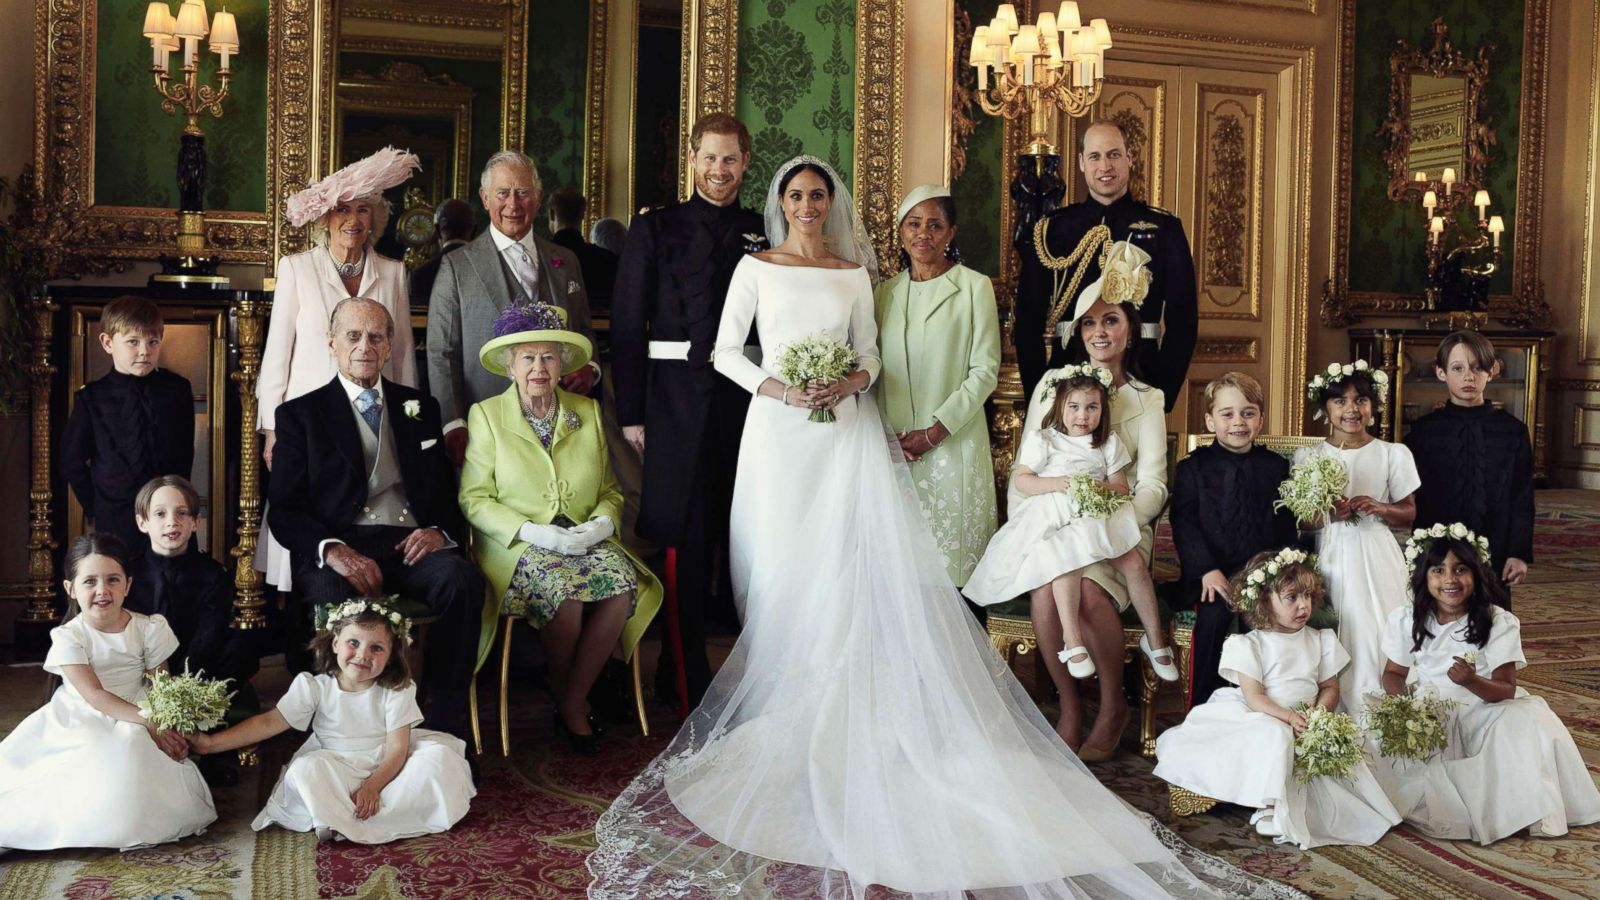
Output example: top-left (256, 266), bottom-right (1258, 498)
top-left (2, 491), bottom-right (1599, 898)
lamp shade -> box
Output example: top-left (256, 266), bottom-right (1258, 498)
top-left (162, 31), bottom-right (181, 52)
top-left (174, 0), bottom-right (209, 38)
top-left (1090, 18), bottom-right (1113, 49)
top-left (1012, 25), bottom-right (1041, 56)
top-left (1057, 1), bottom-right (1081, 30)
top-left (1422, 190), bottom-right (1438, 208)
top-left (1473, 189), bottom-right (1491, 207)
top-left (1429, 216), bottom-right (1445, 234)
top-left (996, 3), bottom-right (1019, 34)
top-left (1036, 11), bottom-right (1058, 38)
top-left (143, 2), bottom-right (174, 38)
top-left (210, 9), bottom-right (239, 52)
top-left (987, 19), bottom-right (1009, 45)
top-left (1488, 215), bottom-right (1505, 233)
top-left (969, 26), bottom-right (990, 65)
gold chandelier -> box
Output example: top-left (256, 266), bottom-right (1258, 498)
top-left (969, 3), bottom-right (1112, 154)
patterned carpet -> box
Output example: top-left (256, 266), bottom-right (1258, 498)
top-left (2, 491), bottom-right (1600, 899)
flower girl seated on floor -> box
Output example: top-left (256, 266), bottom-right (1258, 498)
top-left (0, 533), bottom-right (216, 852)
top-left (188, 599), bottom-right (475, 844)
top-left (1374, 527), bottom-right (1600, 844)
top-left (1153, 548), bottom-right (1401, 850)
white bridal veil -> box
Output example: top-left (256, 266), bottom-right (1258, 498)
top-left (762, 154), bottom-right (880, 281)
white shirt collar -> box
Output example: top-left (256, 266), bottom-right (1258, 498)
top-left (336, 373), bottom-right (384, 404)
top-left (488, 224), bottom-right (537, 258)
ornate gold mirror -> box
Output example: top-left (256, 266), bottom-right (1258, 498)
top-left (1380, 17), bottom-right (1493, 209)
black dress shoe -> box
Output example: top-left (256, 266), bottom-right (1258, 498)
top-left (552, 709), bottom-right (600, 756)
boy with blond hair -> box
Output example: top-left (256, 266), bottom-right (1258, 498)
top-left (1170, 372), bottom-right (1299, 707)
top-left (62, 296), bottom-right (195, 557)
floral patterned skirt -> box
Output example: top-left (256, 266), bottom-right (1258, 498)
top-left (504, 521), bottom-right (639, 627)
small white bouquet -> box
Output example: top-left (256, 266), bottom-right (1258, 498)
top-left (775, 334), bottom-right (859, 423)
top-left (1363, 690), bottom-right (1454, 763)
top-left (1292, 705), bottom-right (1364, 783)
top-left (138, 665), bottom-right (235, 733)
top-left (1064, 473), bottom-right (1130, 519)
top-left (1275, 456), bottom-right (1351, 524)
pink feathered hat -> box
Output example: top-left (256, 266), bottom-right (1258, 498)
top-left (284, 146), bottom-right (421, 228)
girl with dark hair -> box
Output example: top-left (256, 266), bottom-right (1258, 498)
top-left (1292, 361), bottom-right (1417, 717)
top-left (190, 600), bottom-right (476, 844)
top-left (0, 533), bottom-right (216, 851)
top-left (1375, 529), bottom-right (1600, 844)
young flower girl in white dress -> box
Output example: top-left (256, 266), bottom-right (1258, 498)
top-left (964, 364), bottom-right (1177, 682)
top-left (190, 599), bottom-right (475, 844)
top-left (1376, 529), bottom-right (1600, 844)
top-left (1294, 362), bottom-right (1418, 716)
top-left (1154, 549), bottom-right (1401, 849)
top-left (0, 534), bottom-right (216, 852)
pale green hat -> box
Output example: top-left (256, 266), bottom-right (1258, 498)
top-left (477, 302), bottom-right (593, 377)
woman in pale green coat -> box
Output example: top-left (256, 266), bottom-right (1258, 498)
top-left (459, 303), bottom-right (661, 752)
top-left (874, 186), bottom-right (1000, 588)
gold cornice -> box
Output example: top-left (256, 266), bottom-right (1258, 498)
top-left (1322, 0), bottom-right (1552, 330)
top-left (856, 0), bottom-right (905, 273)
top-left (342, 1), bottom-right (508, 31)
top-left (339, 36), bottom-right (502, 61)
top-left (582, 0), bottom-right (610, 232)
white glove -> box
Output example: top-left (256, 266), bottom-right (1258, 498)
top-left (517, 521), bottom-right (588, 556)
top-left (567, 515), bottom-right (615, 551)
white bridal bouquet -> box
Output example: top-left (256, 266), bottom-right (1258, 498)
top-left (1292, 705), bottom-right (1364, 783)
top-left (139, 665), bottom-right (235, 733)
top-left (1363, 690), bottom-right (1454, 763)
top-left (1275, 456), bottom-right (1351, 524)
top-left (775, 334), bottom-right (859, 423)
top-left (1064, 474), bottom-right (1130, 519)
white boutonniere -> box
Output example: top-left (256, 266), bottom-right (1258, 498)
top-left (403, 399), bottom-right (421, 420)
top-left (567, 280), bottom-right (581, 294)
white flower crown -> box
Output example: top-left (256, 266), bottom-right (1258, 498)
top-left (1307, 359), bottom-right (1390, 423)
top-left (1236, 547), bottom-right (1318, 613)
top-left (1403, 523), bottom-right (1492, 578)
top-left (325, 597), bottom-right (413, 644)
top-left (1046, 363), bottom-right (1116, 398)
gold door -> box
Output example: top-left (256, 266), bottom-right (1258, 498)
top-left (1063, 58), bottom-right (1300, 435)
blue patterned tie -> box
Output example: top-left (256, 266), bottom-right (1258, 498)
top-left (355, 387), bottom-right (382, 435)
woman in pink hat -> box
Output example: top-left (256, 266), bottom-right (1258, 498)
top-left (256, 147), bottom-right (422, 590)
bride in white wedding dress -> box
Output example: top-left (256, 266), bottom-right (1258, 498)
top-left (587, 156), bottom-right (1305, 900)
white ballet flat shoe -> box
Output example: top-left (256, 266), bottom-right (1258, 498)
top-left (1253, 814), bottom-right (1283, 838)
top-left (1140, 633), bottom-right (1181, 682)
top-left (1058, 646), bottom-right (1096, 679)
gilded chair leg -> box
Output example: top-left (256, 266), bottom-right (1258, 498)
top-left (469, 675), bottom-right (483, 756)
top-left (500, 616), bottom-right (514, 757)
top-left (1169, 784), bottom-right (1220, 816)
top-left (632, 651), bottom-right (648, 737)
top-left (1140, 657), bottom-right (1160, 759)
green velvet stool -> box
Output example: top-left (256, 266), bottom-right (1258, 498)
top-left (986, 600), bottom-right (1196, 758)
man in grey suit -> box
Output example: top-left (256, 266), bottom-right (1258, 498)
top-left (427, 150), bottom-right (599, 464)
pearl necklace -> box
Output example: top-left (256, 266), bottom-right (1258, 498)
top-left (330, 247), bottom-right (366, 280)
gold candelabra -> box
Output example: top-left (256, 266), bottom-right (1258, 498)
top-left (141, 1), bottom-right (240, 275)
top-left (1414, 168), bottom-right (1503, 316)
top-left (969, 2), bottom-right (1111, 155)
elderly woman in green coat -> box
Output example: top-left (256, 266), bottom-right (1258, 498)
top-left (459, 303), bottom-right (661, 752)
top-left (874, 185), bottom-right (1001, 592)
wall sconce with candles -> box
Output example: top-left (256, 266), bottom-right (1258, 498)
top-left (140, 0), bottom-right (241, 287)
top-left (1414, 167), bottom-right (1502, 323)
top-left (967, 2), bottom-right (1111, 252)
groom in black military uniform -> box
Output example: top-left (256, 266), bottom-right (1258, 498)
top-left (612, 113), bottom-right (766, 711)
top-left (1017, 120), bottom-right (1198, 410)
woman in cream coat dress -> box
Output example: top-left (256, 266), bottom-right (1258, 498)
top-left (1013, 242), bottom-right (1172, 760)
top-left (256, 148), bottom-right (421, 588)
top-left (874, 186), bottom-right (1000, 588)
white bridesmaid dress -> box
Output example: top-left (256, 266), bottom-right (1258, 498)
top-left (1153, 628), bottom-right (1401, 850)
top-left (1293, 439), bottom-right (1420, 716)
top-left (253, 672), bottom-right (475, 844)
top-left (0, 613), bottom-right (216, 851)
top-left (1372, 606), bottom-right (1600, 844)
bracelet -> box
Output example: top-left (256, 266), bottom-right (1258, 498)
top-left (781, 385), bottom-right (793, 406)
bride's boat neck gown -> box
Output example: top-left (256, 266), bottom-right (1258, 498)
top-left (588, 255), bottom-right (1305, 900)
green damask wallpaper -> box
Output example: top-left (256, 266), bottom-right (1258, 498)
top-left (735, 0), bottom-right (856, 210)
top-left (951, 0), bottom-right (1002, 278)
top-left (93, 0), bottom-right (268, 211)
top-left (525, 0), bottom-right (589, 235)
top-left (1349, 1), bottom-right (1522, 295)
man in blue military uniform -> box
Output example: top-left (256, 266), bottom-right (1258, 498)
top-left (612, 113), bottom-right (766, 710)
top-left (1017, 119), bottom-right (1198, 411)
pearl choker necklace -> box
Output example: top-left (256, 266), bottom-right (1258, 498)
top-left (330, 248), bottom-right (366, 280)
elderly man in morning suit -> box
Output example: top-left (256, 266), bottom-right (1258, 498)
top-left (269, 297), bottom-right (485, 740)
top-left (428, 150), bottom-right (600, 464)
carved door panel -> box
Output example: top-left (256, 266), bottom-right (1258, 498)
top-left (1065, 61), bottom-right (1288, 434)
